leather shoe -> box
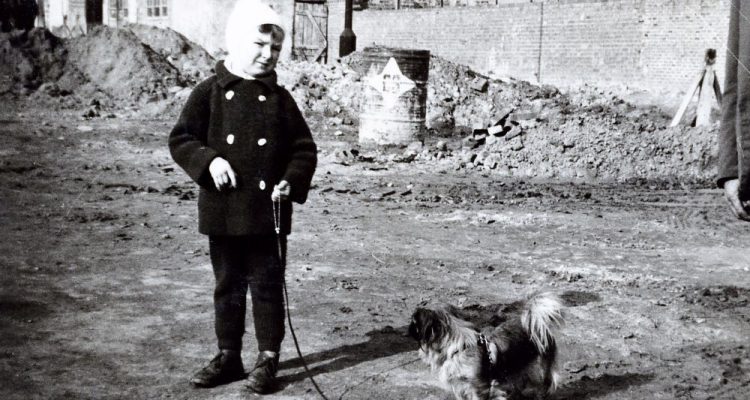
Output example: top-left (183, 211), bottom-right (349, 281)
top-left (190, 350), bottom-right (244, 388)
top-left (245, 351), bottom-right (279, 394)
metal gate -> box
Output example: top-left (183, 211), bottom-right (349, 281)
top-left (292, 1), bottom-right (328, 63)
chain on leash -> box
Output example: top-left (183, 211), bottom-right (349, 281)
top-left (272, 198), bottom-right (330, 400)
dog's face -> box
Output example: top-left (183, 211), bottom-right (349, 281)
top-left (408, 307), bottom-right (447, 346)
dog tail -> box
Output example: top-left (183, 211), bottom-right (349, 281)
top-left (521, 292), bottom-right (564, 356)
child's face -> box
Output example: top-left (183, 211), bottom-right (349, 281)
top-left (238, 29), bottom-right (282, 77)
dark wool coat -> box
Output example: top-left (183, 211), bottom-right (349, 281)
top-left (718, 0), bottom-right (750, 201)
top-left (169, 61), bottom-right (317, 235)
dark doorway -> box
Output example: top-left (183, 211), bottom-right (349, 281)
top-left (85, 0), bottom-right (103, 25)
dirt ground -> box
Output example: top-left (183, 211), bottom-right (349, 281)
top-left (1, 97), bottom-right (749, 400)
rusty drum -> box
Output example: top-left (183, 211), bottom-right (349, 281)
top-left (359, 46), bottom-right (430, 145)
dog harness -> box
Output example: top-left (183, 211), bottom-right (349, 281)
top-left (478, 333), bottom-right (497, 365)
top-left (478, 331), bottom-right (500, 384)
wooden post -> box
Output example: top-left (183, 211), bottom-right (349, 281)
top-left (696, 49), bottom-right (718, 127)
top-left (670, 71), bottom-right (703, 127)
top-left (670, 49), bottom-right (721, 127)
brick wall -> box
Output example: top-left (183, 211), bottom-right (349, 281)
top-left (328, 0), bottom-right (731, 93)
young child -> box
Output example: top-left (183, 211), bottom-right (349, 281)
top-left (168, 0), bottom-right (317, 393)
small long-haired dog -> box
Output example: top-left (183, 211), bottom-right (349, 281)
top-left (408, 293), bottom-right (564, 400)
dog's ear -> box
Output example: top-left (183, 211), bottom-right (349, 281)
top-left (408, 309), bottom-right (422, 340)
top-left (409, 308), bottom-right (427, 341)
top-left (410, 308), bottom-right (444, 345)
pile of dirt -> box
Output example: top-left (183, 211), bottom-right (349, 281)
top-left (0, 29), bottom-right (69, 96)
top-left (0, 26), bottom-right (214, 112)
top-left (65, 26), bottom-right (182, 103)
top-left (127, 23), bottom-right (215, 86)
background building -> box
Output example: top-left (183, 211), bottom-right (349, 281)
top-left (40, 0), bottom-right (296, 59)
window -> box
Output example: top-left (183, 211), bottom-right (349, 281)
top-left (147, 0), bottom-right (168, 17)
top-left (110, 0), bottom-right (128, 19)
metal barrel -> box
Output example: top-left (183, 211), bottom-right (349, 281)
top-left (359, 46), bottom-right (430, 146)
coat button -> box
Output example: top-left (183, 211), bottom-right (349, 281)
top-left (259, 180), bottom-right (266, 190)
top-left (258, 95), bottom-right (266, 102)
top-left (257, 138), bottom-right (267, 146)
top-left (225, 91), bottom-right (234, 100)
top-left (226, 134), bottom-right (235, 144)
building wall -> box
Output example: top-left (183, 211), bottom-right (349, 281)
top-left (167, 0), bottom-right (295, 58)
top-left (102, 0), bottom-right (138, 26)
top-left (43, 0), bottom-right (88, 35)
top-left (44, 0), bottom-right (67, 27)
top-left (328, 0), bottom-right (730, 93)
top-left (43, 0), bottom-right (296, 58)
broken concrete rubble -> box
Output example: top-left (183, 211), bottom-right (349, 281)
top-left (470, 76), bottom-right (489, 92)
top-left (0, 26), bottom-right (719, 184)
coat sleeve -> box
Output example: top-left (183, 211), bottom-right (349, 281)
top-left (717, 101), bottom-right (739, 189)
top-left (168, 78), bottom-right (219, 190)
top-left (280, 89), bottom-right (317, 204)
top-left (718, 4), bottom-right (740, 190)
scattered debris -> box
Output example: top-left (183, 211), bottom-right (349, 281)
top-left (0, 26), bottom-right (718, 183)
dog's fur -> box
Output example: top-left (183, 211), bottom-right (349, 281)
top-left (408, 293), bottom-right (564, 400)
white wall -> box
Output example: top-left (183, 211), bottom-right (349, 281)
top-left (170, 0), bottom-right (295, 58)
top-left (45, 0), bottom-right (68, 27)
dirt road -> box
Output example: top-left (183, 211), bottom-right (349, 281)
top-left (1, 113), bottom-right (749, 400)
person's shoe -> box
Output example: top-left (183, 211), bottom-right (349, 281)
top-left (190, 350), bottom-right (245, 388)
top-left (245, 351), bottom-right (279, 394)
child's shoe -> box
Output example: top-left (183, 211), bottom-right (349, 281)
top-left (245, 351), bottom-right (279, 393)
top-left (190, 350), bottom-right (244, 388)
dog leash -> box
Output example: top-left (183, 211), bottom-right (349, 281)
top-left (273, 198), bottom-right (331, 400)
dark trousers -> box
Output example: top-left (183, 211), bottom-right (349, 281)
top-left (719, 0), bottom-right (750, 201)
top-left (209, 234), bottom-right (286, 353)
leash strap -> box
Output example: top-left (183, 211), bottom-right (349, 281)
top-left (273, 198), bottom-right (330, 400)
top-left (478, 333), bottom-right (495, 380)
top-left (477, 333), bottom-right (496, 364)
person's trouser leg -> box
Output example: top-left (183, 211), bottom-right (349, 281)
top-left (210, 235), bottom-right (249, 351)
top-left (720, 0), bottom-right (740, 186)
top-left (247, 235), bottom-right (286, 353)
top-left (736, 0), bottom-right (750, 201)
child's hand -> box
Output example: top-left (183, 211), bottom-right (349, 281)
top-left (209, 157), bottom-right (237, 191)
top-left (272, 180), bottom-right (290, 202)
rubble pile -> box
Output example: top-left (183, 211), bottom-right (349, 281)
top-left (312, 53), bottom-right (716, 182)
top-left (65, 26), bottom-right (182, 103)
top-left (127, 24), bottom-right (215, 86)
top-left (424, 55), bottom-right (565, 132)
top-left (0, 29), bottom-right (70, 97)
top-left (0, 26), bottom-right (719, 183)
top-left (0, 26), bottom-right (214, 112)
top-left (276, 59), bottom-right (362, 126)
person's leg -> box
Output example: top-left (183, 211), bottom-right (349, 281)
top-left (245, 234), bottom-right (286, 393)
top-left (719, 0), bottom-right (740, 187)
top-left (211, 235), bottom-right (250, 351)
top-left (190, 235), bottom-right (247, 388)
top-left (247, 234), bottom-right (286, 353)
top-left (736, 0), bottom-right (750, 201)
